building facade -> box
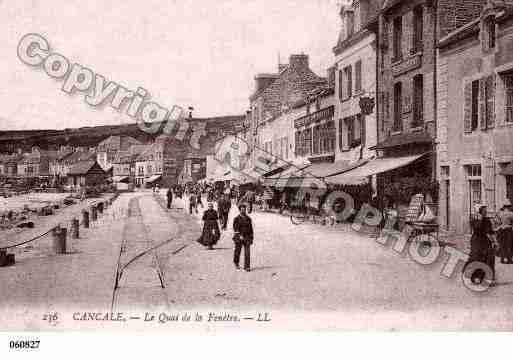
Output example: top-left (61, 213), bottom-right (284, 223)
top-left (96, 135), bottom-right (142, 171)
top-left (437, 0), bottom-right (513, 234)
top-left (17, 147), bottom-right (58, 178)
top-left (334, 0), bottom-right (381, 165)
top-left (368, 0), bottom-right (484, 207)
top-left (248, 54), bottom-right (327, 172)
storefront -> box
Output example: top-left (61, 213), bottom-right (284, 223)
top-left (294, 105), bottom-right (336, 160)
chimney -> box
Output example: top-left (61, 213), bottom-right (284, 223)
top-left (289, 54), bottom-right (309, 69)
top-left (254, 73), bottom-right (279, 93)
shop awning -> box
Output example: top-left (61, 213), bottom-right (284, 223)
top-left (326, 153), bottom-right (428, 185)
top-left (501, 163), bottom-right (513, 176)
top-left (112, 175), bottom-right (129, 183)
top-left (146, 174), bottom-right (162, 183)
top-left (370, 131), bottom-right (432, 150)
top-left (263, 159), bottom-right (366, 188)
top-left (261, 163), bottom-right (292, 178)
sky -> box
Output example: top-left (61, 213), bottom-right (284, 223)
top-left (0, 0), bottom-right (341, 130)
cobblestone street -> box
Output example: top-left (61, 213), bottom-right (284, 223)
top-left (3, 191), bottom-right (513, 330)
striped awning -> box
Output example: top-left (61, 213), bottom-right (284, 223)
top-left (146, 174), bottom-right (162, 183)
top-left (325, 153), bottom-right (428, 185)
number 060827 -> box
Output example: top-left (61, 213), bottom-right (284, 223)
top-left (9, 340), bottom-right (40, 350)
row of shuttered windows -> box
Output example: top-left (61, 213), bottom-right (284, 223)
top-left (463, 74), bottom-right (513, 133)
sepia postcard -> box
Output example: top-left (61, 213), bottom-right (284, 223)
top-left (2, 1), bottom-right (513, 349)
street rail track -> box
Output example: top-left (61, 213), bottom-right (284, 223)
top-left (110, 194), bottom-right (193, 312)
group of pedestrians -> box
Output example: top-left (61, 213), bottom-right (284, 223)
top-left (464, 199), bottom-right (513, 286)
top-left (190, 184), bottom-right (254, 272)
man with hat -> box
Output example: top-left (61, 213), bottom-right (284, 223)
top-left (232, 203), bottom-right (254, 272)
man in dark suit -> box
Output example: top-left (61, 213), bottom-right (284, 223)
top-left (232, 204), bottom-right (254, 272)
top-left (217, 194), bottom-right (231, 230)
top-left (166, 188), bottom-right (173, 209)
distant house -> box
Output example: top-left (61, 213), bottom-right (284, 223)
top-left (67, 160), bottom-right (107, 189)
top-left (135, 140), bottom-right (164, 187)
top-left (134, 135), bottom-right (185, 188)
top-left (2, 153), bottom-right (23, 178)
top-left (96, 135), bottom-right (142, 171)
top-left (112, 144), bottom-right (148, 189)
top-left (0, 154), bottom-right (9, 177)
top-left (49, 149), bottom-right (97, 185)
top-left (17, 147), bottom-right (58, 178)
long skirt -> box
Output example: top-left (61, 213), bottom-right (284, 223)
top-left (463, 234), bottom-right (496, 282)
top-left (197, 220), bottom-right (220, 247)
top-left (497, 227), bottom-right (513, 261)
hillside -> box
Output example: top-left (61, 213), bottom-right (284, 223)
top-left (0, 115), bottom-right (244, 153)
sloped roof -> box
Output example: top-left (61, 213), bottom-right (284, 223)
top-left (62, 150), bottom-right (96, 163)
top-left (68, 160), bottom-right (102, 175)
top-left (249, 61), bottom-right (325, 102)
top-left (97, 135), bottom-right (142, 151)
top-left (20, 149), bottom-right (59, 164)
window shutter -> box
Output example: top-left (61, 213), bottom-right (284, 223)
top-left (484, 158), bottom-right (495, 211)
top-left (479, 78), bottom-right (486, 130)
top-left (355, 60), bottom-right (362, 92)
top-left (487, 74), bottom-right (496, 129)
top-left (409, 11), bottom-right (415, 55)
top-left (338, 70), bottom-right (343, 100)
top-left (361, 114), bottom-right (366, 146)
top-left (347, 117), bottom-right (354, 145)
top-left (348, 66), bottom-right (353, 97)
top-left (464, 82), bottom-right (472, 133)
top-left (339, 118), bottom-right (344, 150)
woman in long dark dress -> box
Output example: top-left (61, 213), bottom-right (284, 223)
top-left (197, 203), bottom-right (220, 250)
top-left (463, 205), bottom-right (496, 285)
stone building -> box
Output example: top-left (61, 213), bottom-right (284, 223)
top-left (96, 135), bottom-right (142, 171)
top-left (67, 160), bottom-right (107, 189)
top-left (437, 0), bottom-right (513, 234)
top-left (17, 147), bottom-right (58, 179)
top-left (367, 0), bottom-right (483, 207)
top-left (49, 149), bottom-right (97, 185)
top-left (112, 144), bottom-right (148, 189)
top-left (334, 0), bottom-right (381, 165)
top-left (248, 54), bottom-right (327, 172)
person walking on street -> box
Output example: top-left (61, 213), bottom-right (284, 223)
top-left (166, 187), bottom-right (173, 209)
top-left (233, 204), bottom-right (254, 272)
top-left (197, 202), bottom-right (220, 250)
top-left (497, 200), bottom-right (513, 263)
top-left (218, 194), bottom-right (232, 230)
top-left (463, 205), bottom-right (497, 286)
top-left (243, 189), bottom-right (255, 214)
top-left (196, 188), bottom-right (204, 209)
top-left (262, 187), bottom-right (274, 212)
top-left (189, 192), bottom-right (198, 215)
